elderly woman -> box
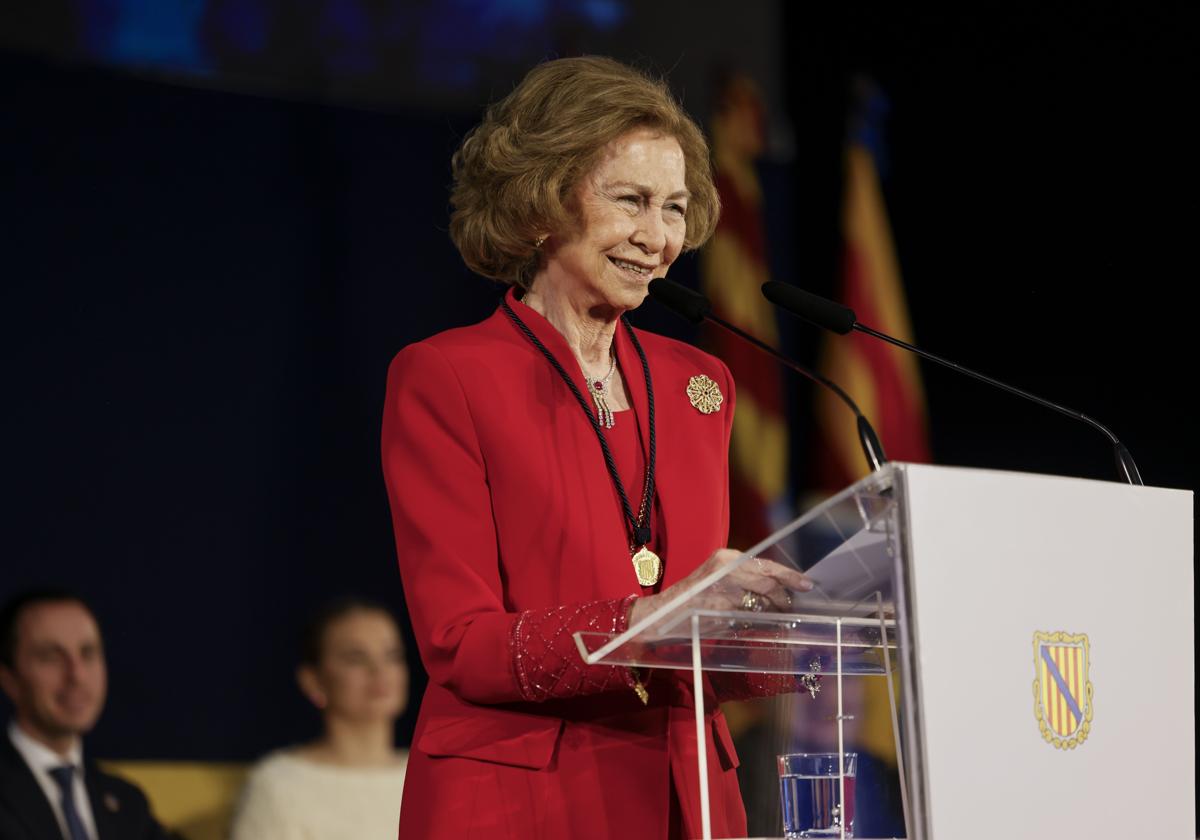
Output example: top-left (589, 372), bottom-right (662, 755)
top-left (381, 56), bottom-right (809, 839)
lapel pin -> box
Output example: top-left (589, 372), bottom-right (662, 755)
top-left (686, 374), bottom-right (723, 414)
top-left (104, 793), bottom-right (120, 812)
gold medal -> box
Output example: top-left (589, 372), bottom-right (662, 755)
top-left (632, 546), bottom-right (663, 586)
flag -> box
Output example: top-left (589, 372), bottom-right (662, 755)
top-left (702, 73), bottom-right (790, 550)
top-left (814, 85), bottom-right (931, 493)
top-left (816, 83), bottom-right (931, 779)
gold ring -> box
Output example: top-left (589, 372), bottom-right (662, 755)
top-left (740, 590), bottom-right (767, 612)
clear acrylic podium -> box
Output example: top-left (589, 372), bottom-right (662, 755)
top-left (573, 463), bottom-right (1195, 840)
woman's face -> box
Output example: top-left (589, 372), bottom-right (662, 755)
top-left (538, 127), bottom-right (689, 313)
top-left (303, 609), bottom-right (408, 724)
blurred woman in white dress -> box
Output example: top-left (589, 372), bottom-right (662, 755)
top-left (231, 598), bottom-right (409, 840)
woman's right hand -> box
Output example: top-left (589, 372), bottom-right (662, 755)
top-left (627, 548), bottom-right (813, 626)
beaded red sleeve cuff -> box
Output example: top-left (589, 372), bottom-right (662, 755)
top-left (510, 594), bottom-right (641, 702)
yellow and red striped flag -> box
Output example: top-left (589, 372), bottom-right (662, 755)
top-left (817, 87), bottom-right (931, 775)
top-left (701, 73), bottom-right (789, 549)
top-left (814, 91), bottom-right (931, 493)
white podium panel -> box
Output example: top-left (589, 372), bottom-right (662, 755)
top-left (578, 464), bottom-right (1194, 839)
top-left (899, 464), bottom-right (1194, 840)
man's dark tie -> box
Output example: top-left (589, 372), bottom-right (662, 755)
top-left (48, 765), bottom-right (90, 840)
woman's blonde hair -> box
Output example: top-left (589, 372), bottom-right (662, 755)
top-left (449, 56), bottom-right (721, 288)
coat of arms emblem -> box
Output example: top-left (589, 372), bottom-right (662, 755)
top-left (1032, 630), bottom-right (1093, 749)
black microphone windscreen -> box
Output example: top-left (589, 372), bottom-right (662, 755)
top-left (762, 281), bottom-right (856, 335)
top-left (647, 278), bottom-right (711, 325)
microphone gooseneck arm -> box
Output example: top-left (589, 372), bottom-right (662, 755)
top-left (647, 279), bottom-right (887, 472)
top-left (761, 280), bottom-right (1143, 486)
top-left (852, 322), bottom-right (1142, 485)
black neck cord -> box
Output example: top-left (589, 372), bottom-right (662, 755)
top-left (500, 299), bottom-right (657, 547)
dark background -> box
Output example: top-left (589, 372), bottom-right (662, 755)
top-left (1, 2), bottom-right (1192, 766)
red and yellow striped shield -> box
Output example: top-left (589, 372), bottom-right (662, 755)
top-left (1032, 631), bottom-right (1093, 749)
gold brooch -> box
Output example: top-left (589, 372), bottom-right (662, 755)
top-left (686, 374), bottom-right (723, 414)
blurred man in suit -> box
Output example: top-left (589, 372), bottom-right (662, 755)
top-left (0, 590), bottom-right (168, 840)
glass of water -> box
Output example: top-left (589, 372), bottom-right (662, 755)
top-left (777, 752), bottom-right (858, 838)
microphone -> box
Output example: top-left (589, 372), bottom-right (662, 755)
top-left (761, 280), bottom-right (1143, 486)
top-left (647, 278), bottom-right (887, 474)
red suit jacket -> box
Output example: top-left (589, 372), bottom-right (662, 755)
top-left (382, 288), bottom-right (749, 839)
